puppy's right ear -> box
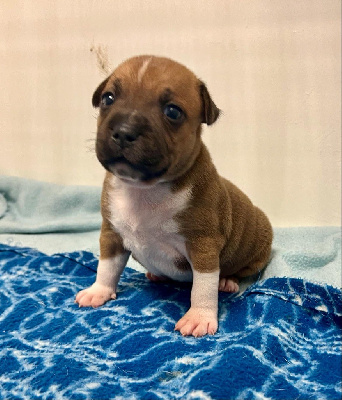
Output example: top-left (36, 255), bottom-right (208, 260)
top-left (92, 76), bottom-right (110, 107)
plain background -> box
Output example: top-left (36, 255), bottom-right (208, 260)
top-left (0, 0), bottom-right (341, 227)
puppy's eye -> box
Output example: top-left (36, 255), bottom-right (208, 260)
top-left (163, 104), bottom-right (183, 121)
top-left (101, 92), bottom-right (115, 107)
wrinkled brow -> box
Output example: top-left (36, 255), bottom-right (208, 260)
top-left (159, 88), bottom-right (174, 105)
top-left (112, 78), bottom-right (123, 96)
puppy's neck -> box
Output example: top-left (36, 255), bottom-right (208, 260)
top-left (108, 172), bottom-right (172, 204)
top-left (171, 142), bottom-right (216, 192)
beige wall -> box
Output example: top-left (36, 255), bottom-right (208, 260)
top-left (0, 0), bottom-right (340, 227)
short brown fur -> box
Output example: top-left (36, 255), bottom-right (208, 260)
top-left (172, 144), bottom-right (273, 277)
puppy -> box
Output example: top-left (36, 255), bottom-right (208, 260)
top-left (75, 55), bottom-right (273, 337)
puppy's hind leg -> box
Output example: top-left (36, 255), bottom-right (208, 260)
top-left (218, 258), bottom-right (267, 294)
top-left (219, 243), bottom-right (272, 293)
top-left (235, 244), bottom-right (272, 280)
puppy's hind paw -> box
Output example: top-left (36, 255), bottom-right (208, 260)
top-left (218, 277), bottom-right (239, 293)
top-left (146, 272), bottom-right (168, 282)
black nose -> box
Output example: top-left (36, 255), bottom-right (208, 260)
top-left (111, 128), bottom-right (139, 148)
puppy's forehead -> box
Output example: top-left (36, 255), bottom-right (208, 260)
top-left (109, 56), bottom-right (201, 103)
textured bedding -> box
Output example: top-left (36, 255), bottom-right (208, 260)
top-left (0, 176), bottom-right (341, 399)
top-left (0, 244), bottom-right (341, 400)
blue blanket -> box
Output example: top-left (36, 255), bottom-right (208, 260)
top-left (0, 244), bottom-right (341, 400)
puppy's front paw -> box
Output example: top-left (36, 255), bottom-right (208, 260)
top-left (175, 308), bottom-right (218, 337)
top-left (75, 283), bottom-right (116, 308)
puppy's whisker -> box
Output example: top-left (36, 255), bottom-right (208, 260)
top-left (85, 138), bottom-right (97, 153)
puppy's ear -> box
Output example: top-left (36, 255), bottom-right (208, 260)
top-left (92, 76), bottom-right (110, 107)
top-left (199, 81), bottom-right (220, 125)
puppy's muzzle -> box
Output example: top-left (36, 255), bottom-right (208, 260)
top-left (96, 110), bottom-right (170, 183)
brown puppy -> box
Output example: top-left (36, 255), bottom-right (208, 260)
top-left (75, 55), bottom-right (273, 337)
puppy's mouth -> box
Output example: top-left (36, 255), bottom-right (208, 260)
top-left (104, 157), bottom-right (169, 184)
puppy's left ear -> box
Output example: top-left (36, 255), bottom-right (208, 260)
top-left (92, 76), bottom-right (110, 107)
top-left (199, 81), bottom-right (220, 125)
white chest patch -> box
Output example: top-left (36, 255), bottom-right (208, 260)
top-left (106, 176), bottom-right (193, 282)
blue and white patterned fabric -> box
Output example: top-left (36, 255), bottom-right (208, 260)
top-left (0, 243), bottom-right (341, 400)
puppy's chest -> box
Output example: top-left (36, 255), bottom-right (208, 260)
top-left (107, 181), bottom-right (191, 269)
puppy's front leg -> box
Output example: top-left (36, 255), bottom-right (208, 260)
top-left (75, 220), bottom-right (130, 308)
top-left (175, 241), bottom-right (221, 337)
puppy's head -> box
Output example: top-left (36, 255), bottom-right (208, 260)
top-left (92, 55), bottom-right (220, 185)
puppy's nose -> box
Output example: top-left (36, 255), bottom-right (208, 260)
top-left (111, 127), bottom-right (139, 148)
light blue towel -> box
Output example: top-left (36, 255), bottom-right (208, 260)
top-left (265, 226), bottom-right (341, 288)
top-left (0, 175), bottom-right (101, 233)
